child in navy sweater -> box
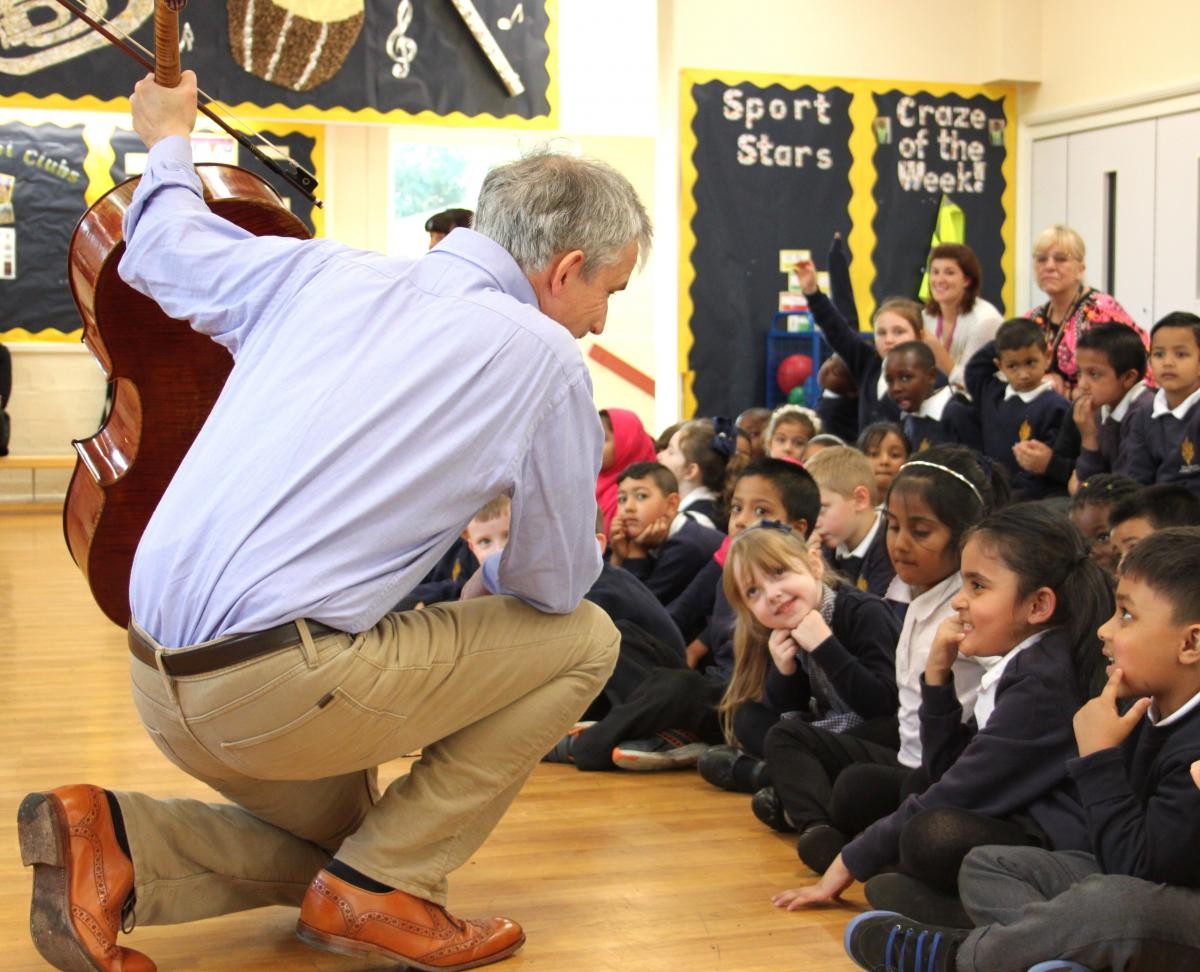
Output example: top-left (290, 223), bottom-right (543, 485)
top-left (775, 504), bottom-right (1111, 928)
top-left (609, 461), bottom-right (724, 607)
top-left (1127, 311), bottom-right (1200, 495)
top-left (804, 445), bottom-right (895, 596)
top-left (842, 527), bottom-right (1200, 972)
top-left (886, 342), bottom-right (969, 453)
top-left (963, 318), bottom-right (1069, 499)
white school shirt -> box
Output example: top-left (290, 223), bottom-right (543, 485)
top-left (886, 571), bottom-right (993, 768)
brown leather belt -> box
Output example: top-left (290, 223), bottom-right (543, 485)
top-left (128, 620), bottom-right (344, 677)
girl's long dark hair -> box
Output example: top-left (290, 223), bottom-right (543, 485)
top-left (966, 503), bottom-right (1113, 701)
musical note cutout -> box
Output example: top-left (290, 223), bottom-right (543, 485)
top-left (386, 0), bottom-right (418, 79)
top-left (497, 2), bottom-right (523, 30)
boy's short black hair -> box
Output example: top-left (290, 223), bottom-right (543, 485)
top-left (995, 317), bottom-right (1048, 354)
top-left (617, 461), bottom-right (678, 496)
top-left (886, 340), bottom-right (936, 371)
top-left (1076, 323), bottom-right (1148, 381)
top-left (1117, 526), bottom-right (1200, 624)
top-left (1108, 484), bottom-right (1200, 531)
top-left (1069, 473), bottom-right (1142, 512)
top-left (736, 457), bottom-right (821, 538)
top-left (1150, 311), bottom-right (1200, 345)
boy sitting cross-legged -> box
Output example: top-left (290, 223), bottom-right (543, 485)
top-left (609, 461), bottom-right (724, 607)
top-left (842, 527), bottom-right (1200, 972)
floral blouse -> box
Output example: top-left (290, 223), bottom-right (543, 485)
top-left (1024, 287), bottom-right (1147, 388)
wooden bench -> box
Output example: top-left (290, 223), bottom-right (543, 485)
top-left (0, 454), bottom-right (75, 508)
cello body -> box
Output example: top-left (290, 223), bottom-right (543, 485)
top-left (62, 164), bottom-right (309, 628)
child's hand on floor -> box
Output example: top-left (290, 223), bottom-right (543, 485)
top-left (1073, 667), bottom-right (1152, 757)
top-left (771, 854), bottom-right (854, 910)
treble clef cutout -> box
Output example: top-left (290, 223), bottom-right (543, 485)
top-left (385, 0), bottom-right (418, 80)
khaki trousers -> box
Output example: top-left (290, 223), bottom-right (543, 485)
top-left (120, 596), bottom-right (618, 924)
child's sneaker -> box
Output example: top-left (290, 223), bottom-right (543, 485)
top-left (843, 910), bottom-right (967, 972)
top-left (542, 722), bottom-right (596, 763)
top-left (611, 729), bottom-right (709, 771)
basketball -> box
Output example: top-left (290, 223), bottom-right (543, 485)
top-left (776, 353), bottom-right (813, 394)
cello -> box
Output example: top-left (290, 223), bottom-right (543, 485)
top-left (60, 0), bottom-right (314, 627)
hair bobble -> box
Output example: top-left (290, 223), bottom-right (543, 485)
top-left (710, 415), bottom-right (738, 460)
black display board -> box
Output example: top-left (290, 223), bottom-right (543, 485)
top-left (0, 122), bottom-right (90, 334)
top-left (870, 90), bottom-right (1008, 310)
top-left (687, 79), bottom-right (853, 418)
top-left (0, 0), bottom-right (551, 123)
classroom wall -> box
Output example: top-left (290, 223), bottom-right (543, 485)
top-left (6, 0), bottom-right (1200, 501)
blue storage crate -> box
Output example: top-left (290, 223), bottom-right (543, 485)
top-left (765, 310), bottom-right (830, 409)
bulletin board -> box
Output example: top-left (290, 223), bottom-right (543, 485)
top-left (0, 0), bottom-right (554, 128)
top-left (0, 114), bottom-right (324, 341)
top-left (681, 70), bottom-right (1016, 418)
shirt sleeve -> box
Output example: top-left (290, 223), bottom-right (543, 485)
top-left (481, 372), bottom-right (604, 614)
top-left (118, 136), bottom-right (338, 357)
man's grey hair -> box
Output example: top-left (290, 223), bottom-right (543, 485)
top-left (474, 151), bottom-right (652, 276)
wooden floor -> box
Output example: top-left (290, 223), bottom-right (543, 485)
top-left (0, 511), bottom-right (866, 971)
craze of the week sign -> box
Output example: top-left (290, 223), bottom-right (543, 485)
top-left (0, 0), bottom-right (551, 123)
top-left (688, 80), bottom-right (853, 419)
top-left (870, 90), bottom-right (1009, 311)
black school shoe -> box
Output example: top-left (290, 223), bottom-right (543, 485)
top-left (843, 910), bottom-right (967, 972)
top-left (796, 823), bottom-right (848, 874)
top-left (750, 786), bottom-right (795, 832)
top-left (697, 745), bottom-right (772, 793)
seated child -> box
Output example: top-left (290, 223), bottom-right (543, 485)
top-left (610, 461), bottom-right (724, 607)
top-left (800, 434), bottom-right (847, 463)
top-left (1071, 322), bottom-right (1154, 483)
top-left (841, 527), bottom-right (1200, 972)
top-left (1127, 311), bottom-right (1200, 495)
top-left (584, 508), bottom-right (686, 663)
top-left (735, 407), bottom-right (772, 460)
top-left (1016, 321), bottom-right (1151, 492)
top-left (885, 341), bottom-right (967, 453)
top-left (963, 319), bottom-right (1070, 499)
top-left (856, 421), bottom-right (911, 500)
top-left (596, 408), bottom-right (656, 535)
top-left (1108, 482), bottom-right (1200, 562)
top-left (803, 445), bottom-right (895, 596)
top-left (659, 417), bottom-right (738, 531)
top-left (698, 519), bottom-right (900, 792)
top-left (765, 404), bottom-right (821, 462)
top-left (1067, 473), bottom-right (1142, 575)
top-left (394, 496), bottom-right (510, 608)
top-left (552, 459), bottom-right (821, 772)
top-left (795, 256), bottom-right (928, 431)
top-left (776, 504), bottom-right (1111, 929)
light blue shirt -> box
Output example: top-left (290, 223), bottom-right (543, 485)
top-left (119, 137), bottom-right (603, 647)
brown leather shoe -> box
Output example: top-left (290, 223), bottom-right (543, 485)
top-left (296, 869), bottom-right (524, 971)
top-left (17, 785), bottom-right (154, 972)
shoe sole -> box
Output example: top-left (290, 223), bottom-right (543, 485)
top-left (296, 919), bottom-right (525, 971)
top-left (17, 791), bottom-right (102, 972)
top-left (611, 742), bottom-right (709, 771)
top-left (842, 910), bottom-right (900, 971)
